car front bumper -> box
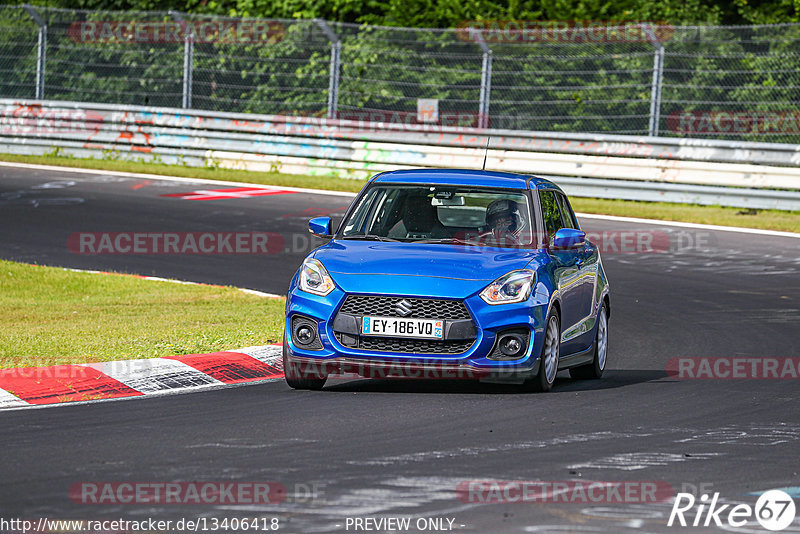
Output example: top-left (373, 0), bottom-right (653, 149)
top-left (284, 284), bottom-right (551, 380)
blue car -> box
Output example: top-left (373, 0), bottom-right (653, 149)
top-left (283, 169), bottom-right (610, 392)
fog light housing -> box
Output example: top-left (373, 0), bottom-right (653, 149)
top-left (290, 315), bottom-right (323, 350)
top-left (488, 328), bottom-right (530, 361)
top-left (500, 335), bottom-right (524, 357)
top-left (295, 325), bottom-right (314, 345)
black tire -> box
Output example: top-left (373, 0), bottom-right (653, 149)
top-left (569, 303), bottom-right (608, 380)
top-left (283, 334), bottom-right (327, 390)
top-left (525, 309), bottom-right (560, 392)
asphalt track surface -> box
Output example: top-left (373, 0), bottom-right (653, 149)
top-left (1, 165), bottom-right (799, 533)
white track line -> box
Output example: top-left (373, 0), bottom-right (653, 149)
top-left (0, 161), bottom-right (357, 198)
top-left (576, 212), bottom-right (800, 238)
top-left (2, 160), bottom-right (798, 238)
top-left (238, 288), bottom-right (284, 299)
top-left (61, 267), bottom-right (284, 299)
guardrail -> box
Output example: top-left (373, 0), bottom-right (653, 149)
top-left (1, 99), bottom-right (800, 210)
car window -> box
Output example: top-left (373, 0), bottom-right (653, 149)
top-left (341, 188), bottom-right (386, 236)
top-left (539, 190), bottom-right (563, 240)
top-left (340, 185), bottom-right (534, 247)
top-left (555, 192), bottom-right (580, 230)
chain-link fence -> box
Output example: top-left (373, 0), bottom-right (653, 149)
top-left (2, 6), bottom-right (800, 143)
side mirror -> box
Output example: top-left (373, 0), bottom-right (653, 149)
top-left (308, 216), bottom-right (332, 238)
top-left (552, 228), bottom-right (585, 249)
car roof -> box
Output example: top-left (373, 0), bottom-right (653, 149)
top-left (370, 169), bottom-right (563, 192)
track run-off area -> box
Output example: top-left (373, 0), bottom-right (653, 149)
top-left (1, 163), bottom-right (799, 533)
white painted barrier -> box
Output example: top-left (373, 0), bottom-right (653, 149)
top-left (1, 99), bottom-right (799, 210)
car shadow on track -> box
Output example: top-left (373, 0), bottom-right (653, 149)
top-left (319, 369), bottom-right (671, 395)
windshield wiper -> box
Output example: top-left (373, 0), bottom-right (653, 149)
top-left (413, 237), bottom-right (477, 246)
top-left (341, 234), bottom-right (401, 242)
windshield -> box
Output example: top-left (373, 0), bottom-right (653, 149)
top-left (339, 184), bottom-right (535, 248)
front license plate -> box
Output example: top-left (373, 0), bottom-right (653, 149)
top-left (362, 316), bottom-right (444, 339)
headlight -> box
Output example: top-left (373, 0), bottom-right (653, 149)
top-left (298, 258), bottom-right (335, 296)
top-left (480, 269), bottom-right (535, 305)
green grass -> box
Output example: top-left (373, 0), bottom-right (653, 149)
top-left (0, 260), bottom-right (285, 369)
top-left (1, 152), bottom-right (799, 232)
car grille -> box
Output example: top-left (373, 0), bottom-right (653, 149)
top-left (335, 333), bottom-right (475, 355)
top-left (339, 295), bottom-right (470, 320)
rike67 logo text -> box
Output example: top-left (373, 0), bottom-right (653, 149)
top-left (668, 490), bottom-right (796, 531)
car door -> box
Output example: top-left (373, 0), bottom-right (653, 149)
top-left (539, 189), bottom-right (584, 353)
top-left (555, 191), bottom-right (598, 353)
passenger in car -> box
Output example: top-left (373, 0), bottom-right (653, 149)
top-left (388, 195), bottom-right (450, 239)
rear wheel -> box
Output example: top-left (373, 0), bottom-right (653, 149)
top-left (283, 335), bottom-right (327, 390)
top-left (570, 303), bottom-right (608, 380)
top-left (526, 310), bottom-right (560, 392)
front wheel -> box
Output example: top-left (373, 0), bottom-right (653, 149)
top-left (283, 335), bottom-right (327, 390)
top-left (570, 303), bottom-right (608, 380)
top-left (526, 310), bottom-right (560, 392)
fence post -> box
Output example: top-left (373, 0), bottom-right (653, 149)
top-left (471, 29), bottom-right (492, 129)
top-left (170, 11), bottom-right (193, 109)
top-left (315, 19), bottom-right (340, 120)
top-left (23, 4), bottom-right (46, 100)
top-left (643, 24), bottom-right (665, 137)
top-left (479, 50), bottom-right (493, 129)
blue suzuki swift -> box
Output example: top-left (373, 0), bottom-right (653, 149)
top-left (283, 169), bottom-right (610, 392)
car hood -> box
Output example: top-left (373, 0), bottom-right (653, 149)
top-left (314, 240), bottom-right (537, 298)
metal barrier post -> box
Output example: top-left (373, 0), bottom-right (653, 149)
top-left (643, 24), bottom-right (665, 137)
top-left (315, 19), bottom-right (340, 120)
top-left (23, 4), bottom-right (46, 100)
top-left (170, 11), bottom-right (193, 109)
top-left (471, 29), bottom-right (492, 129)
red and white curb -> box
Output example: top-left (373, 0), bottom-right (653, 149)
top-left (0, 345), bottom-right (284, 410)
top-left (0, 265), bottom-right (288, 410)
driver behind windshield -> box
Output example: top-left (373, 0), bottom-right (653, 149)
top-left (484, 199), bottom-right (523, 242)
